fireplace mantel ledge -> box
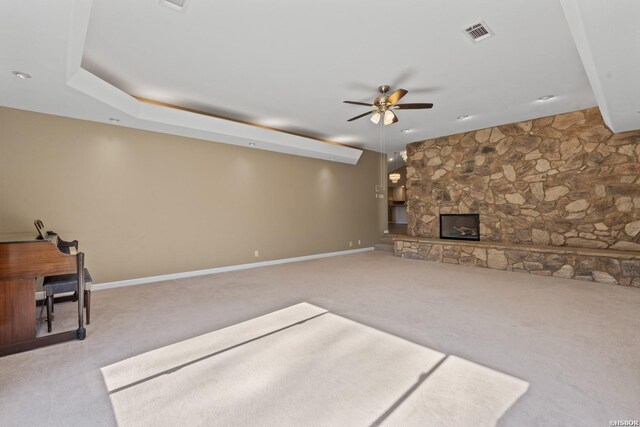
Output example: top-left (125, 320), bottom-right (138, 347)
top-left (391, 236), bottom-right (640, 260)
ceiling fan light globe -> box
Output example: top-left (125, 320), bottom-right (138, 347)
top-left (371, 112), bottom-right (382, 124)
top-left (383, 110), bottom-right (396, 125)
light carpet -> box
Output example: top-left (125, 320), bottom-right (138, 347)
top-left (0, 251), bottom-right (638, 426)
top-left (101, 302), bottom-right (527, 426)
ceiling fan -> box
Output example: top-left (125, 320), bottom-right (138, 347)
top-left (344, 85), bottom-right (433, 125)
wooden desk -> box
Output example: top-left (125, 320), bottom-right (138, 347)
top-left (0, 233), bottom-right (86, 356)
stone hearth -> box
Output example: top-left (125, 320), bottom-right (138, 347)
top-left (394, 237), bottom-right (640, 287)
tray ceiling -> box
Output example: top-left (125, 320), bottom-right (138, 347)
top-left (1, 0), bottom-right (638, 163)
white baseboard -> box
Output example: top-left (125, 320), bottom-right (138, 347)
top-left (93, 247), bottom-right (374, 291)
top-left (35, 290), bottom-right (75, 301)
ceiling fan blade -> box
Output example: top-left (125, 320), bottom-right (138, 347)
top-left (343, 101), bottom-right (374, 106)
top-left (347, 110), bottom-right (374, 122)
top-left (390, 70), bottom-right (416, 89)
top-left (394, 103), bottom-right (434, 109)
top-left (386, 89), bottom-right (408, 105)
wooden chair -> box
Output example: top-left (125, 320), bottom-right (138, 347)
top-left (34, 220), bottom-right (92, 332)
top-left (34, 219), bottom-right (78, 254)
top-left (43, 269), bottom-right (92, 332)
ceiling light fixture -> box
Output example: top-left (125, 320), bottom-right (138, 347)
top-left (538, 95), bottom-right (554, 101)
top-left (388, 151), bottom-right (404, 184)
top-left (12, 71), bottom-right (31, 79)
top-left (401, 129), bottom-right (413, 133)
top-left (346, 85), bottom-right (432, 126)
top-left (457, 115), bottom-right (470, 120)
top-left (108, 117), bottom-right (120, 122)
top-left (383, 110), bottom-right (397, 125)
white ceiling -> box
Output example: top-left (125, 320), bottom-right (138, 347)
top-left (560, 0), bottom-right (640, 133)
top-left (1, 0), bottom-right (638, 163)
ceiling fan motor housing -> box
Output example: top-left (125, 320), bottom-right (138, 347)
top-left (374, 95), bottom-right (389, 110)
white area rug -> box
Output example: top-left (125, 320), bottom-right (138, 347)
top-left (102, 303), bottom-right (528, 426)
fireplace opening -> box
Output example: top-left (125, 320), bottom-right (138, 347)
top-left (440, 214), bottom-right (480, 241)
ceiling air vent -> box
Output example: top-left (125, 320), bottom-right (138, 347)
top-left (159, 0), bottom-right (188, 12)
top-left (463, 21), bottom-right (494, 42)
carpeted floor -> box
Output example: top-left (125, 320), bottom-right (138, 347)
top-left (1, 251), bottom-right (638, 426)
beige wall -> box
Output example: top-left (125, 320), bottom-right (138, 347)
top-left (0, 107), bottom-right (386, 283)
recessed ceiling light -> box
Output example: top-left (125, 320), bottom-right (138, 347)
top-left (332, 135), bottom-right (358, 144)
top-left (538, 95), bottom-right (554, 101)
top-left (108, 118), bottom-right (120, 123)
top-left (248, 143), bottom-right (256, 147)
top-left (389, 158), bottom-right (394, 161)
top-left (457, 115), bottom-right (470, 121)
top-left (401, 129), bottom-right (413, 133)
top-left (12, 71), bottom-right (31, 79)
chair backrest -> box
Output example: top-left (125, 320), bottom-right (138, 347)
top-left (34, 219), bottom-right (48, 239)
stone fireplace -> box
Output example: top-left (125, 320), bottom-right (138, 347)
top-left (440, 214), bottom-right (480, 241)
top-left (392, 107), bottom-right (640, 287)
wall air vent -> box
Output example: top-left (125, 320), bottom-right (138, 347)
top-left (464, 21), bottom-right (494, 42)
top-left (159, 0), bottom-right (188, 12)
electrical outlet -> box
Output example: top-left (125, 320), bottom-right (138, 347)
top-left (254, 250), bottom-right (259, 257)
top-left (349, 241), bottom-right (353, 247)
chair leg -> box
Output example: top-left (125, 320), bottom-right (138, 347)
top-left (46, 295), bottom-right (53, 333)
top-left (84, 290), bottom-right (91, 325)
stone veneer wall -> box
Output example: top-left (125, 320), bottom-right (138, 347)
top-left (406, 108), bottom-right (640, 251)
top-left (394, 238), bottom-right (640, 287)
